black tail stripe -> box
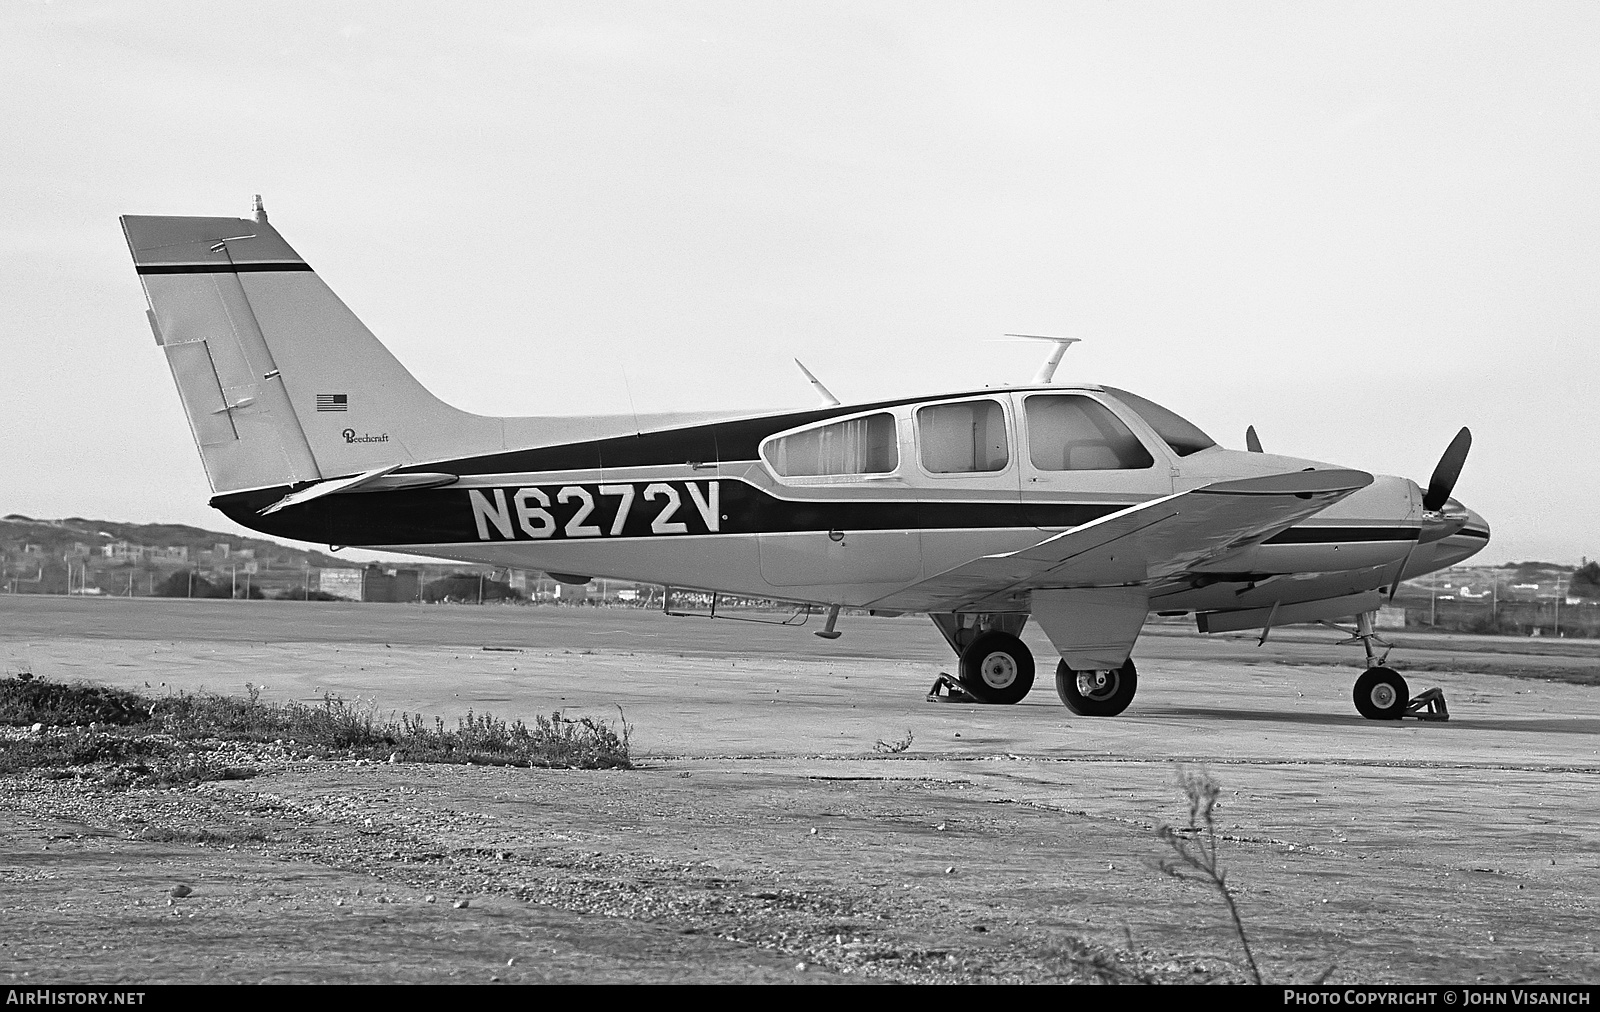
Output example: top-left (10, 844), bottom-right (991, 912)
top-left (137, 262), bottom-right (315, 275)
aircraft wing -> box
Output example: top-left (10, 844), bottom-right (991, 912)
top-left (869, 469), bottom-right (1374, 614)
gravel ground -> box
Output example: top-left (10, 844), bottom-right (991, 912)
top-left (0, 738), bottom-right (1168, 984)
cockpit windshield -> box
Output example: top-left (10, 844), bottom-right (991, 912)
top-left (1101, 387), bottom-right (1216, 457)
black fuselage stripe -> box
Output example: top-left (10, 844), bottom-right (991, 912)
top-left (214, 481), bottom-right (1131, 547)
top-left (137, 262), bottom-right (315, 274)
top-left (1262, 527), bottom-right (1420, 545)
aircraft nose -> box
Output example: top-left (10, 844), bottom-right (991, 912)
top-left (1432, 502), bottom-right (1490, 566)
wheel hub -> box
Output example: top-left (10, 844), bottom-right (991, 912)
top-left (979, 652), bottom-right (1017, 689)
top-left (1369, 683), bottom-right (1398, 710)
top-left (1076, 669), bottom-right (1118, 700)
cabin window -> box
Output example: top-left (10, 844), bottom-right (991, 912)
top-left (917, 399), bottom-right (1009, 473)
top-left (1102, 387), bottom-right (1216, 457)
top-left (1023, 394), bottom-right (1154, 470)
top-left (764, 412), bottom-right (898, 477)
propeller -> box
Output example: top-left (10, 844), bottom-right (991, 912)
top-left (1245, 425), bottom-right (1263, 453)
top-left (1391, 427), bottom-right (1475, 599)
top-left (1422, 426), bottom-right (1472, 512)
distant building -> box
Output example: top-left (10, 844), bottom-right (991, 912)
top-left (102, 541), bottom-right (146, 561)
top-left (318, 568), bottom-right (364, 600)
top-left (1375, 605), bottom-right (1406, 630)
top-left (317, 565), bottom-right (421, 602)
top-left (364, 566), bottom-right (420, 603)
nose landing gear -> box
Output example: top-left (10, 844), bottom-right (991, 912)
top-left (1353, 665), bottom-right (1408, 720)
top-left (1326, 611), bottom-right (1449, 721)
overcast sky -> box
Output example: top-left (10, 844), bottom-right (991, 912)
top-left (2, 1), bottom-right (1596, 565)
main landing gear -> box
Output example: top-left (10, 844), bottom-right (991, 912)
top-left (1055, 658), bottom-right (1138, 716)
top-left (926, 614), bottom-right (1035, 704)
top-left (1329, 611), bottom-right (1449, 722)
top-left (923, 613), bottom-right (1142, 714)
top-left (958, 631), bottom-right (1035, 704)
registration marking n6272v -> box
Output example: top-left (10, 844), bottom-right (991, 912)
top-left (468, 481), bottom-right (720, 541)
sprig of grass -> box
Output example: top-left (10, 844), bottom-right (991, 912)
top-left (873, 730), bottom-right (914, 754)
top-left (1155, 768), bottom-right (1262, 985)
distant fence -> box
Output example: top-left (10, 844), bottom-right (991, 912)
top-left (1401, 598), bottom-right (1600, 638)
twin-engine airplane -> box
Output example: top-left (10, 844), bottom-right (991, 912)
top-left (121, 200), bottom-right (1489, 720)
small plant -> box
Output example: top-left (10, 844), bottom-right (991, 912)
top-left (394, 707), bottom-right (633, 769)
top-left (1045, 937), bottom-right (1154, 984)
top-left (0, 676), bottom-right (151, 727)
top-left (1155, 768), bottom-right (1262, 985)
top-left (873, 730), bottom-right (914, 754)
top-left (0, 677), bottom-right (634, 777)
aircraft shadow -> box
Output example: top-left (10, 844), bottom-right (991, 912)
top-left (1143, 706), bottom-right (1600, 736)
top-left (1143, 706), bottom-right (1369, 728)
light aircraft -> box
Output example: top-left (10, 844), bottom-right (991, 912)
top-left (120, 199), bottom-right (1489, 720)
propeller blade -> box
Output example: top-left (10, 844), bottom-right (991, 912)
top-left (1388, 542), bottom-right (1418, 603)
top-left (1422, 427), bottom-right (1472, 512)
top-left (1245, 425), bottom-right (1263, 453)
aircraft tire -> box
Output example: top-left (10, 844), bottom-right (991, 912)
top-left (1353, 666), bottom-right (1409, 720)
top-left (1055, 658), bottom-right (1138, 716)
top-left (957, 632), bottom-right (1035, 704)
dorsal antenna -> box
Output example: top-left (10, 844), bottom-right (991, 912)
top-left (794, 358), bottom-right (840, 407)
top-left (1005, 334), bottom-right (1081, 384)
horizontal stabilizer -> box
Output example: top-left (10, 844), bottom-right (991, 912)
top-left (259, 467), bottom-right (458, 515)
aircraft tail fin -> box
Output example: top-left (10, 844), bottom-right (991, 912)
top-left (121, 200), bottom-right (506, 494)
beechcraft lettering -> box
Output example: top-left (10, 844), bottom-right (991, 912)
top-left (123, 199), bottom-right (1491, 722)
top-left (469, 481), bottom-right (721, 541)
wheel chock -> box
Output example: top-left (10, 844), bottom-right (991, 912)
top-left (927, 672), bottom-right (983, 703)
top-left (1406, 687), bottom-right (1449, 721)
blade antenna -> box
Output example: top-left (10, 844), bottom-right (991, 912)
top-left (794, 358), bottom-right (840, 407)
top-left (1005, 334), bottom-right (1081, 384)
top-left (1245, 425), bottom-right (1263, 453)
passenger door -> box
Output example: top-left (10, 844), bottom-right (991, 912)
top-left (1013, 391), bottom-right (1172, 531)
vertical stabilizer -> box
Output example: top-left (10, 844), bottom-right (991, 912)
top-left (122, 207), bottom-right (507, 493)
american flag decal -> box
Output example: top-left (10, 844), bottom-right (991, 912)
top-left (316, 394), bottom-right (348, 412)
